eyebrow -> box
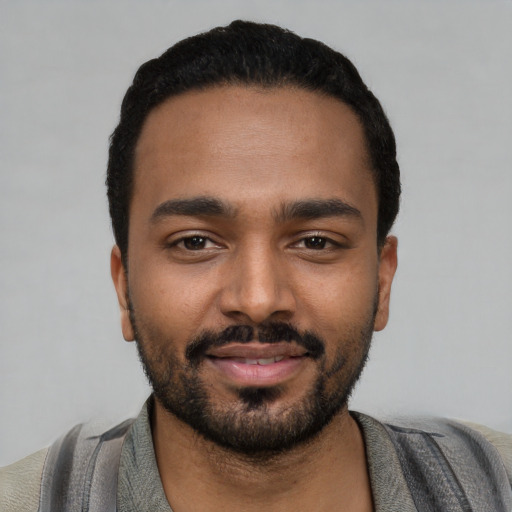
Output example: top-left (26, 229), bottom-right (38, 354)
top-left (150, 196), bottom-right (362, 224)
top-left (150, 196), bottom-right (236, 222)
top-left (275, 198), bottom-right (363, 223)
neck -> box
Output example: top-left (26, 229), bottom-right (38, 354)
top-left (152, 400), bottom-right (373, 512)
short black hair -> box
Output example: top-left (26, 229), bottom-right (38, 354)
top-left (107, 20), bottom-right (400, 261)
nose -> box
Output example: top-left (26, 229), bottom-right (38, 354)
top-left (219, 242), bottom-right (296, 325)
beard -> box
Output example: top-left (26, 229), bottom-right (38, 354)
top-left (132, 303), bottom-right (376, 457)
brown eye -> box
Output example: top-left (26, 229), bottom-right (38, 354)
top-left (183, 236), bottom-right (208, 250)
top-left (304, 236), bottom-right (328, 249)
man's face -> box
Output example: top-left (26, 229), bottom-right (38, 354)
top-left (111, 86), bottom-right (397, 454)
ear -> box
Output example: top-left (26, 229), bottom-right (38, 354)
top-left (110, 245), bottom-right (135, 341)
top-left (374, 236), bottom-right (398, 332)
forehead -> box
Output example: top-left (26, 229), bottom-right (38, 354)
top-left (132, 85), bottom-right (376, 224)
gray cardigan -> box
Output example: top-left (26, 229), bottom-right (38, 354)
top-left (1, 402), bottom-right (511, 511)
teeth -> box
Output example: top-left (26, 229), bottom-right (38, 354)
top-left (257, 358), bottom-right (275, 365)
top-left (243, 357), bottom-right (285, 365)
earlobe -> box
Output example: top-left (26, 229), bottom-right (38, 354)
top-left (110, 245), bottom-right (135, 342)
top-left (374, 236), bottom-right (398, 332)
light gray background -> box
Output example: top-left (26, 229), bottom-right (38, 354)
top-left (1, 1), bottom-right (511, 466)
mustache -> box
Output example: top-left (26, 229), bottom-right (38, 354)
top-left (185, 322), bottom-right (326, 364)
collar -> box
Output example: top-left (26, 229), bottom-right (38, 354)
top-left (117, 400), bottom-right (417, 512)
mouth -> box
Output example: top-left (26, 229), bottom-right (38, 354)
top-left (226, 355), bottom-right (287, 365)
top-left (205, 342), bottom-right (310, 387)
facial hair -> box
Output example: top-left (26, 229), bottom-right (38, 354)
top-left (132, 304), bottom-right (377, 457)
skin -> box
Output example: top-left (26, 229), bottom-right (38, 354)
top-left (111, 85), bottom-right (398, 511)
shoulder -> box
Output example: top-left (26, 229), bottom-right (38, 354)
top-left (0, 448), bottom-right (48, 512)
top-left (363, 414), bottom-right (512, 485)
top-left (0, 413), bottom-right (139, 512)
top-left (355, 412), bottom-right (512, 509)
top-left (457, 420), bottom-right (512, 484)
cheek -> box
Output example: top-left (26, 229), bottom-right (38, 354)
top-left (297, 262), bottom-right (379, 335)
top-left (128, 260), bottom-right (220, 342)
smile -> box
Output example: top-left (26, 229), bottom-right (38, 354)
top-left (205, 342), bottom-right (309, 386)
top-left (228, 356), bottom-right (285, 365)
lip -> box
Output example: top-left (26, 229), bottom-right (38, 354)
top-left (206, 341), bottom-right (308, 359)
top-left (205, 342), bottom-right (309, 387)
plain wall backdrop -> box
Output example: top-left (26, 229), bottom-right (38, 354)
top-left (1, 0), bottom-right (511, 466)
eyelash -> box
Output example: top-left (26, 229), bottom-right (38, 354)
top-left (167, 232), bottom-right (344, 252)
top-left (168, 234), bottom-right (220, 251)
top-left (294, 234), bottom-right (343, 250)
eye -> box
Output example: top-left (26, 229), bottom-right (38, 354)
top-left (163, 232), bottom-right (225, 262)
top-left (290, 233), bottom-right (348, 259)
top-left (179, 236), bottom-right (215, 250)
top-left (302, 236), bottom-right (329, 250)
top-left (296, 235), bottom-right (341, 250)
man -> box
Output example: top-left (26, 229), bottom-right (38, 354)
top-left (1, 20), bottom-right (511, 512)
